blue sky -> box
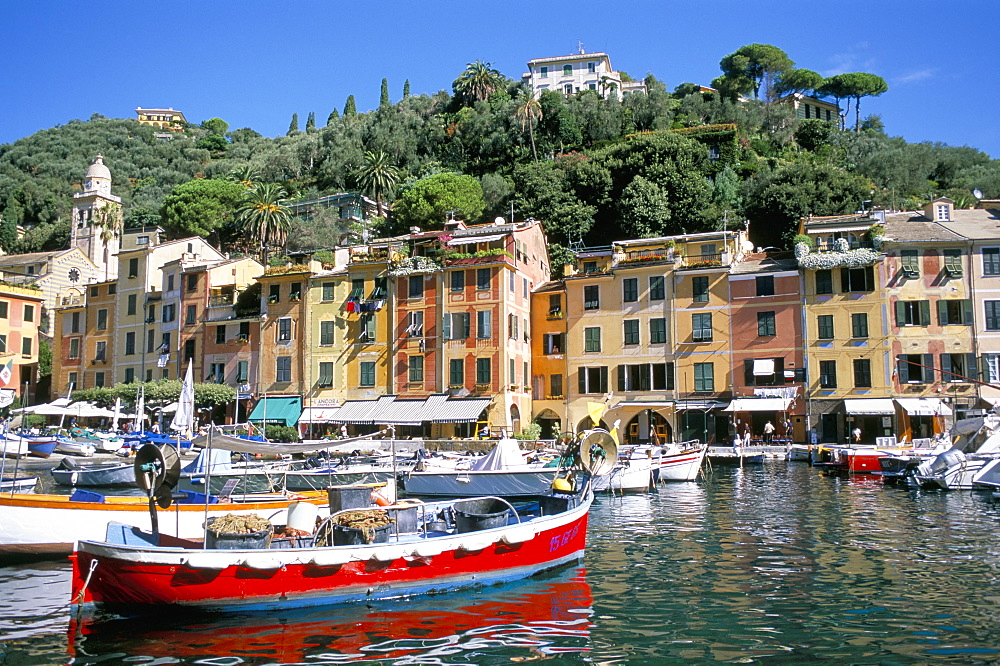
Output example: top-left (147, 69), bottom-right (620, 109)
top-left (3, 1), bottom-right (997, 159)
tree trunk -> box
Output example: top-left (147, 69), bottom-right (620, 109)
top-left (528, 122), bottom-right (538, 162)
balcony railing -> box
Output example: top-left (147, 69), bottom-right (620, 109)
top-left (208, 294), bottom-right (235, 307)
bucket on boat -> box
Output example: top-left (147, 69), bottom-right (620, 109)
top-left (204, 527), bottom-right (271, 550)
top-left (454, 498), bottom-right (511, 533)
top-left (326, 485), bottom-right (372, 513)
top-left (287, 501), bottom-right (318, 533)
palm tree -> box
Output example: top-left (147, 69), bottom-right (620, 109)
top-left (355, 150), bottom-right (400, 218)
top-left (452, 60), bottom-right (504, 106)
top-left (514, 91), bottom-right (542, 161)
top-left (236, 182), bottom-right (291, 262)
top-left (230, 165), bottom-right (259, 188)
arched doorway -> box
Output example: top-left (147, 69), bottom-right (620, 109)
top-left (534, 409), bottom-right (561, 439)
top-left (510, 404), bottom-right (521, 435)
top-left (576, 417), bottom-right (609, 433)
top-left (623, 410), bottom-right (673, 445)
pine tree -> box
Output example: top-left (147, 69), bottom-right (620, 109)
top-left (344, 95), bottom-right (357, 117)
top-left (380, 78), bottom-right (390, 109)
top-left (306, 111), bottom-right (316, 131)
top-left (287, 113), bottom-right (299, 136)
top-left (403, 80), bottom-right (411, 99)
top-left (327, 109), bottom-right (339, 125)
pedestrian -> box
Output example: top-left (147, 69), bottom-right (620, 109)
top-left (339, 424), bottom-right (348, 439)
top-left (763, 421), bottom-right (775, 445)
top-left (852, 426), bottom-right (862, 444)
top-left (743, 424), bottom-right (752, 446)
top-left (150, 422), bottom-right (160, 434)
top-left (784, 418), bottom-right (793, 441)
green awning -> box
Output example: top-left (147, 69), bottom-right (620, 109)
top-left (248, 396), bottom-right (302, 426)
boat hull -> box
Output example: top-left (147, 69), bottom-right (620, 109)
top-left (51, 463), bottom-right (136, 487)
top-left (71, 497), bottom-right (590, 612)
top-left (656, 446), bottom-right (709, 481)
top-left (403, 468), bottom-right (559, 498)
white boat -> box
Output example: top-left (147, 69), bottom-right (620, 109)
top-left (55, 438), bottom-right (96, 457)
top-left (911, 416), bottom-right (1000, 490)
top-left (0, 477), bottom-right (36, 493)
top-left (592, 457), bottom-right (655, 492)
top-left (787, 444), bottom-right (812, 461)
top-left (0, 435), bottom-right (29, 458)
top-left (51, 457), bottom-right (136, 487)
top-left (654, 441), bottom-right (709, 482)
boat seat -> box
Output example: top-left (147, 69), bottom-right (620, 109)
top-left (70, 489), bottom-right (105, 503)
top-left (105, 522), bottom-right (159, 547)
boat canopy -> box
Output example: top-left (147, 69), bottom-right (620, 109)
top-left (471, 438), bottom-right (527, 471)
top-left (843, 398), bottom-right (895, 415)
top-left (724, 397), bottom-right (791, 412)
top-left (895, 398), bottom-right (952, 416)
top-left (248, 396), bottom-right (302, 426)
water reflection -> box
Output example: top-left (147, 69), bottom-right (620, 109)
top-left (69, 566), bottom-right (593, 665)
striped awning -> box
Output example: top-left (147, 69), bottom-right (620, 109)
top-left (724, 397), bottom-right (791, 412)
top-left (447, 234), bottom-right (504, 246)
top-left (331, 395), bottom-right (491, 425)
top-left (843, 398), bottom-right (895, 415)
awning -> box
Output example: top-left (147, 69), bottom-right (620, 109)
top-left (843, 398), bottom-right (895, 415)
top-left (331, 395), bottom-right (491, 425)
top-left (333, 396), bottom-right (395, 424)
top-left (752, 359), bottom-right (775, 376)
top-left (724, 397), bottom-right (791, 412)
top-left (447, 234), bottom-right (504, 246)
top-left (676, 400), bottom-right (728, 411)
top-left (299, 406), bottom-right (342, 423)
top-left (427, 397), bottom-right (491, 423)
top-left (895, 398), bottom-right (953, 416)
top-left (611, 401), bottom-right (675, 410)
top-left (248, 396), bottom-right (302, 426)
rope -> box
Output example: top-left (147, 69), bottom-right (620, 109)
top-left (41, 558), bottom-right (99, 618)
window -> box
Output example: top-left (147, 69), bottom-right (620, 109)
top-left (360, 361), bottom-right (375, 387)
top-left (449, 359), bottom-right (464, 386)
top-left (360, 313), bottom-right (375, 342)
top-left (984, 248), bottom-right (1000, 276)
top-left (477, 310), bottom-right (492, 339)
top-left (276, 356), bottom-right (292, 382)
top-left (842, 266), bottom-right (875, 292)
top-left (624, 320), bottom-right (639, 345)
top-left (944, 249), bottom-right (963, 277)
top-left (895, 300), bottom-right (931, 327)
top-left (278, 317), bottom-right (292, 341)
top-left (20, 336), bottom-right (31, 356)
top-left (649, 318), bottom-right (666, 344)
top-left (90, 285), bottom-right (99, 297)
top-left (69, 311), bottom-right (80, 333)
top-left (443, 312), bottom-right (470, 339)
top-left (584, 327), bottom-right (602, 352)
top-left (69, 337), bottom-right (80, 359)
top-left (128, 258), bottom-right (139, 279)
top-left (938, 299), bottom-right (972, 325)
top-left (578, 366), bottom-right (608, 394)
top-left (523, 278), bottom-right (529, 300)
top-left (407, 311), bottom-right (424, 337)
top-left (147, 329), bottom-right (155, 353)
top-left (509, 358), bottom-right (516, 385)
top-left (819, 360), bottom-right (837, 388)
top-left (408, 356), bottom-right (424, 383)
top-left (588, 61), bottom-right (596, 73)
top-left (146, 304), bottom-right (156, 323)
top-left (901, 250), bottom-right (920, 278)
top-left (289, 282), bottom-right (302, 301)
top-left (0, 302), bottom-right (7, 318)
top-left (126, 294), bottom-right (136, 316)
top-left (851, 312), bottom-right (869, 338)
top-left (23, 305), bottom-right (33, 322)
top-left (815, 270), bottom-right (833, 295)
top-left (95, 372), bottom-right (105, 388)
top-left (322, 282), bottom-right (335, 301)
top-left (215, 325), bottom-right (226, 344)
top-left (744, 358), bottom-right (784, 386)
top-left (987, 301), bottom-right (1000, 330)
top-left (564, 83), bottom-right (574, 94)
top-left (236, 360), bottom-right (248, 383)
top-left (817, 315), bottom-right (834, 340)
top-left (936, 204), bottom-right (950, 221)
top-left (853, 359), bottom-right (872, 388)
top-left (623, 278), bottom-right (638, 303)
top-left (450, 270), bottom-right (465, 291)
top-left (320, 320), bottom-right (335, 345)
top-left (68, 372), bottom-right (78, 388)
top-left (692, 313), bottom-right (712, 342)
top-left (563, 64), bottom-right (572, 75)
top-left (983, 354), bottom-right (1000, 384)
top-left (162, 303), bottom-right (175, 323)
top-left (94, 340), bottom-right (106, 361)
top-left (167, 274), bottom-right (174, 292)
top-left (477, 268), bottom-right (491, 290)
top-left (108, 284), bottom-right (116, 295)
top-left (757, 311), bottom-right (776, 337)
top-left (897, 353), bottom-right (934, 383)
top-left (96, 309), bottom-right (107, 331)
top-left (548, 294), bottom-right (562, 316)
top-left (653, 363), bottom-right (674, 390)
top-left (509, 271), bottom-right (515, 292)
top-left (239, 321), bottom-right (250, 340)
top-left (543, 333), bottom-right (564, 354)
top-left (185, 304), bottom-right (196, 325)
top-left (692, 276), bottom-right (709, 303)
top-left (693, 362), bottom-right (714, 392)
top-left (941, 353), bottom-right (976, 383)
top-left (756, 275), bottom-right (775, 296)
top-left (550, 374), bottom-right (563, 397)
top-left (408, 275), bottom-right (424, 299)
top-left (183, 338), bottom-right (193, 360)
top-left (349, 279), bottom-right (365, 299)
top-left (508, 314), bottom-right (518, 339)
top-left (539, 66), bottom-right (548, 78)
top-left (187, 274), bottom-right (197, 291)
top-left (268, 284), bottom-right (280, 303)
top-left (584, 285), bottom-right (600, 310)
top-left (124, 368), bottom-right (135, 384)
top-left (649, 276), bottom-right (665, 301)
top-left (138, 235), bottom-right (150, 246)
top-left (582, 261), bottom-right (598, 274)
top-left (208, 363), bottom-right (226, 383)
top-left (125, 332), bottom-right (135, 355)
top-left (476, 358), bottom-right (492, 384)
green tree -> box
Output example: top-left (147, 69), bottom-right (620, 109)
top-left (200, 117), bottom-right (229, 135)
top-left (821, 72), bottom-right (888, 132)
top-left (195, 134), bottom-right (228, 152)
top-left (327, 108), bottom-right (339, 125)
top-left (514, 90), bottom-right (542, 161)
top-left (403, 79), bottom-right (411, 99)
top-left (355, 150), bottom-right (400, 218)
top-left (287, 113), bottom-right (299, 135)
top-left (775, 68), bottom-right (823, 96)
top-left (0, 215), bottom-right (17, 252)
top-left (344, 95), bottom-right (357, 117)
top-left (395, 172), bottom-right (486, 227)
top-left (160, 179), bottom-right (244, 242)
top-left (716, 43), bottom-right (793, 100)
top-left (452, 60), bottom-right (505, 106)
top-left (380, 78), bottom-right (390, 109)
top-left (236, 182), bottom-right (291, 261)
top-left (38, 338), bottom-right (52, 378)
top-left (306, 111), bottom-right (316, 131)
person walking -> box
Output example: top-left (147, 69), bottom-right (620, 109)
top-left (743, 424), bottom-right (752, 446)
top-left (763, 421), bottom-right (775, 445)
top-left (852, 426), bottom-right (862, 444)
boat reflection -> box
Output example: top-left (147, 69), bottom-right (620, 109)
top-left (69, 566), bottom-right (593, 664)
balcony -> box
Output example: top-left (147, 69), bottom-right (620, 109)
top-left (676, 252), bottom-right (726, 270)
top-left (203, 306), bottom-right (235, 322)
top-left (350, 248), bottom-right (389, 264)
top-left (208, 294), bottom-right (235, 308)
top-left (613, 248), bottom-right (675, 267)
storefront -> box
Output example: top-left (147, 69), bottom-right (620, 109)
top-left (895, 398), bottom-right (952, 441)
top-left (842, 398), bottom-right (895, 444)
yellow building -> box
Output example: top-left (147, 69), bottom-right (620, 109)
top-left (530, 281), bottom-right (568, 439)
top-left (134, 108), bottom-right (187, 131)
top-left (300, 253), bottom-right (350, 437)
top-left (0, 284), bottom-right (45, 402)
top-left (52, 280), bottom-right (117, 394)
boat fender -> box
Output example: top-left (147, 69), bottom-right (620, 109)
top-left (70, 472), bottom-right (79, 486)
top-left (500, 528), bottom-right (535, 545)
top-left (370, 546), bottom-right (409, 562)
top-left (241, 555), bottom-right (283, 570)
top-left (183, 554), bottom-right (232, 570)
top-left (372, 491), bottom-right (391, 507)
top-left (413, 543), bottom-right (447, 558)
top-left (310, 551), bottom-right (355, 567)
top-left (460, 536), bottom-right (496, 552)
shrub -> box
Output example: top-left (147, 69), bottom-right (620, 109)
top-left (264, 425), bottom-right (299, 442)
top-left (792, 234), bottom-right (814, 250)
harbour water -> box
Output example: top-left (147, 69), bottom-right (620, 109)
top-left (3, 462), bottom-right (1000, 663)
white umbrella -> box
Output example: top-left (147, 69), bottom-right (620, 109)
top-left (66, 402), bottom-right (116, 418)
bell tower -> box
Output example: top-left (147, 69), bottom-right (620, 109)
top-left (71, 155), bottom-right (122, 280)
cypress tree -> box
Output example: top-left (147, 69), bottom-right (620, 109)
top-left (403, 80), bottom-right (411, 99)
top-left (287, 113), bottom-right (299, 135)
top-left (327, 109), bottom-right (339, 125)
top-left (344, 95), bottom-right (357, 116)
top-left (306, 111), bottom-right (316, 131)
top-left (380, 78), bottom-right (390, 108)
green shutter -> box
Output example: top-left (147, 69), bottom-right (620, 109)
top-left (841, 268), bottom-right (850, 292)
top-left (599, 366), bottom-right (608, 393)
top-left (941, 353), bottom-right (952, 381)
top-left (937, 300), bottom-right (947, 325)
top-left (920, 300), bottom-right (931, 326)
top-left (922, 354), bottom-right (934, 382)
top-left (579, 369), bottom-right (587, 394)
top-left (895, 300), bottom-right (906, 327)
top-left (744, 360), bottom-right (755, 386)
top-left (442, 314), bottom-right (451, 340)
top-left (617, 365), bottom-right (626, 391)
top-left (897, 356), bottom-right (908, 383)
top-left (964, 299), bottom-right (973, 325)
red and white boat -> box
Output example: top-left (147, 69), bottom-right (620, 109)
top-left (71, 492), bottom-right (592, 613)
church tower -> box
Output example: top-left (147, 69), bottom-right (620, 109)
top-left (71, 155), bottom-right (122, 280)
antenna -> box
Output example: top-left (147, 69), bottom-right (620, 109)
top-left (578, 40), bottom-right (584, 54)
top-left (974, 189), bottom-right (984, 200)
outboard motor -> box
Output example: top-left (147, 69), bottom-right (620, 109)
top-left (917, 448), bottom-right (966, 476)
